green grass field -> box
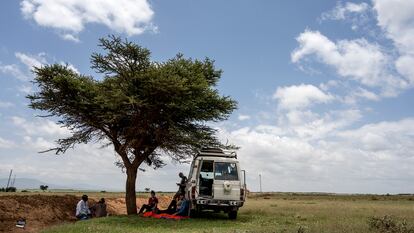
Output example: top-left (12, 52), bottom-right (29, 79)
top-left (40, 193), bottom-right (414, 233)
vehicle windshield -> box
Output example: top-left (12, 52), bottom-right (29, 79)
top-left (214, 162), bottom-right (238, 180)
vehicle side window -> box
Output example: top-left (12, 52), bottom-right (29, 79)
top-left (200, 160), bottom-right (214, 179)
top-left (214, 162), bottom-right (238, 180)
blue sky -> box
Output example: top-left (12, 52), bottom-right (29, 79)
top-left (1, 0), bottom-right (414, 193)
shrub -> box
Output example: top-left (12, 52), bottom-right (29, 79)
top-left (368, 215), bottom-right (414, 233)
top-left (5, 187), bottom-right (16, 192)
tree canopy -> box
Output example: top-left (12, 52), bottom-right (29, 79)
top-left (27, 36), bottom-right (237, 214)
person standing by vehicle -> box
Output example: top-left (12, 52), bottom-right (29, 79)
top-left (139, 190), bottom-right (158, 214)
top-left (175, 172), bottom-right (187, 198)
top-left (76, 195), bottom-right (91, 220)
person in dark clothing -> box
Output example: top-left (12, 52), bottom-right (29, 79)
top-left (157, 196), bottom-right (178, 214)
top-left (139, 190), bottom-right (158, 214)
top-left (91, 198), bottom-right (107, 217)
top-left (175, 172), bottom-right (187, 198)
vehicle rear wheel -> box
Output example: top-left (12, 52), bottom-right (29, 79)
top-left (228, 210), bottom-right (237, 219)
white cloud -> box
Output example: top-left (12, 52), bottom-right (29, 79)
top-left (238, 114), bottom-right (251, 121)
top-left (61, 33), bottom-right (80, 43)
top-left (342, 87), bottom-right (380, 104)
top-left (372, 0), bottom-right (414, 87)
top-left (373, 0), bottom-right (414, 55)
top-left (217, 117), bottom-right (414, 193)
top-left (292, 30), bottom-right (407, 95)
top-left (15, 52), bottom-right (46, 70)
top-left (20, 0), bottom-right (156, 41)
top-left (0, 64), bottom-right (29, 81)
top-left (321, 2), bottom-right (369, 21)
top-left (273, 84), bottom-right (334, 110)
top-left (60, 62), bottom-right (80, 74)
top-left (0, 52), bottom-right (80, 88)
top-left (11, 116), bottom-right (70, 137)
top-left (0, 52), bottom-right (45, 81)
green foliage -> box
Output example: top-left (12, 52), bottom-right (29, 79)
top-left (368, 215), bottom-right (414, 233)
top-left (27, 35), bottom-right (237, 170)
top-left (5, 187), bottom-right (16, 192)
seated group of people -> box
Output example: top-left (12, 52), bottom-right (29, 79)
top-left (76, 195), bottom-right (107, 220)
top-left (138, 190), bottom-right (189, 217)
top-left (138, 172), bottom-right (189, 216)
top-left (75, 172), bottom-right (189, 219)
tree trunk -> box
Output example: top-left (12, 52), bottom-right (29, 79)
top-left (125, 167), bottom-right (138, 215)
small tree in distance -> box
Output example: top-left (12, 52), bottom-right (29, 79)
top-left (28, 36), bottom-right (237, 215)
top-left (40, 185), bottom-right (48, 192)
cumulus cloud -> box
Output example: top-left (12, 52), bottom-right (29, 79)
top-left (273, 84), bottom-right (334, 110)
top-left (373, 0), bottom-right (414, 54)
top-left (20, 0), bottom-right (156, 41)
top-left (291, 30), bottom-right (408, 95)
top-left (372, 0), bottom-right (414, 86)
top-left (217, 117), bottom-right (414, 193)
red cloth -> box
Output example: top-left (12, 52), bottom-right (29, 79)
top-left (142, 211), bottom-right (189, 220)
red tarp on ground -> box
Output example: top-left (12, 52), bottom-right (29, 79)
top-left (142, 211), bottom-right (189, 220)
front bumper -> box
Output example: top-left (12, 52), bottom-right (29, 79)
top-left (194, 198), bottom-right (244, 207)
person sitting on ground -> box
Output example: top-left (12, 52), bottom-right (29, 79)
top-left (91, 198), bottom-right (107, 217)
top-left (139, 190), bottom-right (158, 214)
top-left (76, 195), bottom-right (91, 220)
top-left (157, 196), bottom-right (178, 214)
top-left (173, 193), bottom-right (190, 217)
top-left (175, 172), bottom-right (187, 198)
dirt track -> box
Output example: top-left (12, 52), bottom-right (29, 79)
top-left (0, 194), bottom-right (172, 233)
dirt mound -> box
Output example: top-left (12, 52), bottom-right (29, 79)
top-left (0, 194), bottom-right (173, 233)
top-left (0, 195), bottom-right (79, 233)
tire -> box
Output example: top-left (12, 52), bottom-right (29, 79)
top-left (190, 209), bottom-right (198, 218)
top-left (228, 210), bottom-right (237, 219)
top-left (190, 205), bottom-right (201, 218)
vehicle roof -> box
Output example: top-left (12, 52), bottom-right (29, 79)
top-left (196, 148), bottom-right (237, 159)
top-left (194, 156), bottom-right (239, 162)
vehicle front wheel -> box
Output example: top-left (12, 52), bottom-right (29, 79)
top-left (228, 210), bottom-right (237, 219)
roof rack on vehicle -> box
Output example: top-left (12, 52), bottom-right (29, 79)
top-left (196, 148), bottom-right (237, 159)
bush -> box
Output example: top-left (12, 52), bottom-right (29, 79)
top-left (21, 190), bottom-right (28, 192)
top-left (5, 187), bottom-right (16, 192)
top-left (368, 215), bottom-right (414, 233)
top-left (0, 187), bottom-right (5, 192)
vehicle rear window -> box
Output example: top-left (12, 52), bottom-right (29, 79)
top-left (214, 162), bottom-right (238, 180)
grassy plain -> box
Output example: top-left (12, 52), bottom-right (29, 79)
top-left (38, 192), bottom-right (414, 233)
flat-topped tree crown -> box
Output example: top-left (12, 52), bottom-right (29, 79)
top-left (27, 35), bottom-right (237, 214)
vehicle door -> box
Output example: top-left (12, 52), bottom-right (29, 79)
top-left (213, 162), bottom-right (241, 200)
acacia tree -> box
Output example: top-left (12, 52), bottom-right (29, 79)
top-left (28, 36), bottom-right (237, 215)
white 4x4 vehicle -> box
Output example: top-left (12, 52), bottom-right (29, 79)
top-left (185, 148), bottom-right (246, 219)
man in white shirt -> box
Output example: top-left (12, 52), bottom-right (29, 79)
top-left (76, 195), bottom-right (91, 220)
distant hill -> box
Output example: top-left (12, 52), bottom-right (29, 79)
top-left (0, 178), bottom-right (109, 191)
